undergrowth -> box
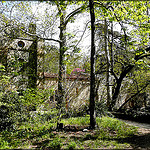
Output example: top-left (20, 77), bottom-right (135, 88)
top-left (0, 115), bottom-right (138, 149)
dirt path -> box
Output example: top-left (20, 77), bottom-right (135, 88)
top-left (117, 119), bottom-right (150, 149)
top-left (118, 118), bottom-right (150, 134)
top-left (124, 129), bottom-right (150, 149)
top-left (118, 118), bottom-right (150, 129)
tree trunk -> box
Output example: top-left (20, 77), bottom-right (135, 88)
top-left (104, 19), bottom-right (111, 107)
top-left (109, 65), bottom-right (134, 111)
top-left (89, 0), bottom-right (96, 129)
top-left (28, 39), bottom-right (37, 89)
top-left (57, 5), bottom-right (66, 109)
top-left (109, 21), bottom-right (114, 74)
top-left (109, 21), bottom-right (114, 106)
top-left (56, 1), bottom-right (87, 109)
top-left (28, 23), bottom-right (37, 89)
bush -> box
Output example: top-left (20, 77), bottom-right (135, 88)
top-left (0, 91), bottom-right (26, 131)
top-left (0, 137), bottom-right (10, 149)
top-left (20, 88), bottom-right (54, 111)
top-left (29, 108), bottom-right (58, 123)
top-left (67, 141), bottom-right (77, 150)
top-left (0, 64), bottom-right (10, 92)
top-left (0, 86), bottom-right (57, 131)
top-left (48, 137), bottom-right (62, 149)
top-left (95, 100), bottom-right (109, 117)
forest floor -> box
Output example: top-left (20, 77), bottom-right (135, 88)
top-left (28, 126), bottom-right (150, 149)
top-left (117, 118), bottom-right (150, 148)
top-left (1, 116), bottom-right (150, 149)
top-left (118, 120), bottom-right (150, 149)
top-left (28, 117), bottom-right (150, 149)
top-left (122, 127), bottom-right (150, 149)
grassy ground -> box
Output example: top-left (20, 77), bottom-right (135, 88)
top-left (0, 115), bottom-right (138, 149)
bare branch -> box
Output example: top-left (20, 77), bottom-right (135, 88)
top-left (64, 4), bottom-right (89, 26)
top-left (42, 37), bottom-right (61, 43)
top-left (135, 52), bottom-right (150, 61)
top-left (74, 21), bottom-right (90, 47)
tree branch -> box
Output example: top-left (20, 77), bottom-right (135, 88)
top-left (5, 28), bottom-right (61, 43)
top-left (42, 37), bottom-right (61, 43)
top-left (135, 52), bottom-right (150, 61)
top-left (64, 4), bottom-right (88, 26)
top-left (110, 70), bottom-right (118, 81)
top-left (74, 21), bottom-right (90, 47)
top-left (117, 81), bottom-right (150, 112)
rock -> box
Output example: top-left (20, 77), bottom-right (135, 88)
top-left (83, 129), bottom-right (88, 132)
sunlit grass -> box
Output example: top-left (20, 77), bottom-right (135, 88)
top-left (0, 115), bottom-right (138, 149)
top-left (97, 117), bottom-right (138, 138)
top-left (61, 115), bottom-right (90, 126)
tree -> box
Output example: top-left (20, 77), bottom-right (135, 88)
top-left (104, 18), bottom-right (111, 107)
top-left (109, 47), bottom-right (150, 110)
top-left (89, 0), bottom-right (96, 129)
top-left (93, 1), bottom-right (150, 111)
top-left (107, 2), bottom-right (150, 110)
top-left (51, 0), bottom-right (88, 110)
top-left (28, 23), bottom-right (38, 89)
top-left (1, 1), bottom-right (150, 115)
top-left (43, 45), bottom-right (59, 73)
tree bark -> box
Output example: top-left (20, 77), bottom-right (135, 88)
top-left (104, 19), bottom-right (111, 107)
top-left (57, 5), bottom-right (66, 109)
top-left (28, 39), bottom-right (37, 89)
top-left (108, 21), bottom-right (114, 108)
top-left (56, 1), bottom-right (89, 109)
top-left (28, 23), bottom-right (37, 89)
top-left (109, 64), bottom-right (134, 111)
top-left (89, 0), bottom-right (96, 129)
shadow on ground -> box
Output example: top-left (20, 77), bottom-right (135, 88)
top-left (117, 133), bottom-right (150, 149)
top-left (30, 125), bottom-right (150, 149)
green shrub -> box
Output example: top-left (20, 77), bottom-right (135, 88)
top-left (0, 91), bottom-right (27, 131)
top-left (95, 100), bottom-right (110, 117)
top-left (0, 64), bottom-right (10, 93)
top-left (67, 141), bottom-right (77, 150)
top-left (0, 137), bottom-right (10, 149)
top-left (48, 137), bottom-right (62, 149)
top-left (29, 108), bottom-right (58, 124)
top-left (20, 88), bottom-right (44, 111)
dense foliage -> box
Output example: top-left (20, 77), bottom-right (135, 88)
top-left (0, 0), bottom-right (150, 142)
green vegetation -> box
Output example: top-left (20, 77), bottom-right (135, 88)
top-left (0, 115), bottom-right (137, 149)
top-left (61, 116), bottom-right (90, 126)
top-left (0, 87), bottom-right (54, 131)
top-left (1, 1), bottom-right (150, 149)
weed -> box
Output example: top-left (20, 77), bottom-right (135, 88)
top-left (0, 137), bottom-right (10, 149)
top-left (48, 137), bottom-right (62, 149)
top-left (67, 141), bottom-right (77, 150)
top-left (0, 116), bottom-right (138, 149)
top-left (96, 117), bottom-right (138, 138)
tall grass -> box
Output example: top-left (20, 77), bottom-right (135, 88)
top-left (61, 116), bottom-right (90, 126)
top-left (0, 115), bottom-right (138, 149)
top-left (96, 117), bottom-right (137, 138)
